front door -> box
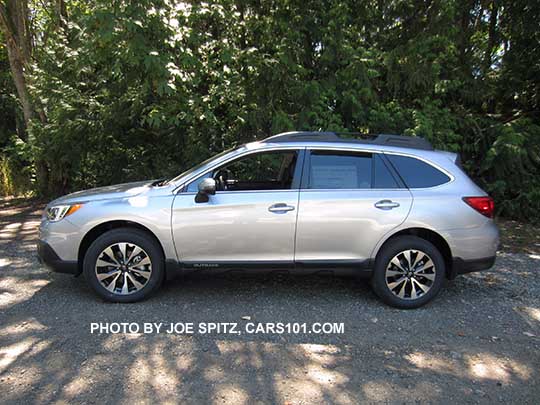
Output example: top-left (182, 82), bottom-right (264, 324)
top-left (172, 148), bottom-right (303, 267)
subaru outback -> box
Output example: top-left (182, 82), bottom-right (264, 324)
top-left (37, 131), bottom-right (499, 308)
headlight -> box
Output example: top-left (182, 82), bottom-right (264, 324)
top-left (46, 204), bottom-right (83, 222)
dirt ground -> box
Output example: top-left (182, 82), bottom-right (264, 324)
top-left (1, 197), bottom-right (539, 404)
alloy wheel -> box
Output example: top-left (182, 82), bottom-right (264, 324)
top-left (94, 242), bottom-right (152, 295)
top-left (385, 249), bottom-right (436, 300)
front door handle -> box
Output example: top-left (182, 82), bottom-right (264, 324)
top-left (374, 200), bottom-right (400, 210)
top-left (268, 203), bottom-right (295, 213)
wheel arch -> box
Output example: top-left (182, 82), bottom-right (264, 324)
top-left (373, 227), bottom-right (453, 279)
top-left (78, 220), bottom-right (167, 274)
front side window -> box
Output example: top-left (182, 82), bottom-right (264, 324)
top-left (386, 155), bottom-right (450, 188)
top-left (187, 150), bottom-right (299, 192)
top-left (308, 151), bottom-right (372, 189)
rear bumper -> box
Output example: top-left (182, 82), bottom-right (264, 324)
top-left (449, 255), bottom-right (496, 279)
top-left (37, 240), bottom-right (80, 275)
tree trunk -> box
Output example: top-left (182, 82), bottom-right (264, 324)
top-left (0, 0), bottom-right (54, 195)
top-left (483, 0), bottom-right (499, 75)
top-left (0, 0), bottom-right (36, 132)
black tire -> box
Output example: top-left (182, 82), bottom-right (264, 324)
top-left (371, 236), bottom-right (445, 309)
top-left (83, 228), bottom-right (164, 303)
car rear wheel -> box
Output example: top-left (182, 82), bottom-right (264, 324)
top-left (83, 228), bottom-right (164, 302)
top-left (371, 236), bottom-right (445, 309)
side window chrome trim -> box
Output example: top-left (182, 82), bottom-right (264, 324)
top-left (180, 189), bottom-right (301, 196)
top-left (299, 188), bottom-right (408, 192)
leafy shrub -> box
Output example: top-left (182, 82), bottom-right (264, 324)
top-left (0, 0), bottom-right (539, 222)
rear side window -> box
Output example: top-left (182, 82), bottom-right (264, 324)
top-left (387, 155), bottom-right (450, 188)
top-left (373, 154), bottom-right (399, 188)
top-left (309, 151), bottom-right (372, 189)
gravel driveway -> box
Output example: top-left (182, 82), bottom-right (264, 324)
top-left (1, 198), bottom-right (539, 404)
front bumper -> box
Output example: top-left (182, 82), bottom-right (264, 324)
top-left (37, 240), bottom-right (80, 275)
top-left (448, 255), bottom-right (496, 279)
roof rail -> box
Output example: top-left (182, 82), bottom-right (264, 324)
top-left (263, 131), bottom-right (341, 143)
top-left (261, 131), bottom-right (434, 151)
top-left (373, 134), bottom-right (433, 150)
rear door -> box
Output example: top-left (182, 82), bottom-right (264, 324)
top-left (294, 149), bottom-right (413, 266)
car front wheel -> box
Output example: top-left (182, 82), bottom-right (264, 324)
top-left (371, 236), bottom-right (445, 309)
top-left (83, 228), bottom-right (164, 303)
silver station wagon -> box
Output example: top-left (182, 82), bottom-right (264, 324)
top-left (37, 131), bottom-right (499, 308)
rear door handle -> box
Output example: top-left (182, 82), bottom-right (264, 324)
top-left (268, 203), bottom-right (295, 213)
top-left (374, 200), bottom-right (400, 210)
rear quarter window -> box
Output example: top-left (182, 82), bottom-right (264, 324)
top-left (387, 155), bottom-right (450, 188)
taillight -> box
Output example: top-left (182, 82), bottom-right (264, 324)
top-left (462, 196), bottom-right (495, 218)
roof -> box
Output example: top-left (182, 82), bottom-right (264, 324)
top-left (261, 131), bottom-right (434, 151)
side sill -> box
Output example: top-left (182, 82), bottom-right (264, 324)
top-left (165, 259), bottom-right (183, 281)
top-left (181, 260), bottom-right (294, 276)
top-left (296, 259), bottom-right (372, 277)
top-left (165, 259), bottom-right (373, 279)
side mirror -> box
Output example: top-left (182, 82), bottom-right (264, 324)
top-left (198, 178), bottom-right (216, 195)
top-left (195, 178), bottom-right (216, 203)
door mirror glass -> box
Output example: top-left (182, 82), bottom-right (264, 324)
top-left (198, 178), bottom-right (216, 195)
top-left (195, 178), bottom-right (216, 203)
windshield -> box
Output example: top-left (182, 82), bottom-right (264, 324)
top-left (166, 147), bottom-right (238, 184)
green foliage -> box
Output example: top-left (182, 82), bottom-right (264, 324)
top-left (0, 30), bottom-right (32, 196)
top-left (0, 135), bottom-right (34, 196)
top-left (0, 0), bottom-right (539, 221)
top-left (481, 119), bottom-right (540, 221)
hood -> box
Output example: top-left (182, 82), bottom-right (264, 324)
top-left (49, 180), bottom-right (159, 206)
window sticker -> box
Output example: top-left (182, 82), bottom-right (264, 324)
top-left (311, 164), bottom-right (358, 189)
